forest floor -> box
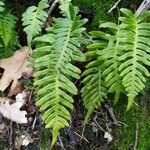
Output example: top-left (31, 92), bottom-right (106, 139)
top-left (0, 0), bottom-right (150, 150)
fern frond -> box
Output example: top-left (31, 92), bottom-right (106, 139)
top-left (0, 1), bottom-right (5, 12)
top-left (99, 23), bottom-right (123, 103)
top-left (33, 5), bottom-right (87, 147)
top-left (81, 31), bottom-right (108, 122)
top-left (22, 0), bottom-right (48, 45)
top-left (0, 11), bottom-right (17, 47)
top-left (118, 9), bottom-right (150, 110)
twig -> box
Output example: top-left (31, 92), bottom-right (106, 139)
top-left (133, 122), bottom-right (139, 150)
top-left (32, 112), bottom-right (37, 130)
top-left (47, 0), bottom-right (59, 16)
top-left (135, 0), bottom-right (150, 16)
top-left (107, 0), bottom-right (122, 14)
top-left (74, 131), bottom-right (89, 143)
top-left (58, 135), bottom-right (66, 150)
top-left (104, 104), bottom-right (119, 125)
top-left (48, 0), bottom-right (53, 4)
top-left (93, 114), bottom-right (105, 132)
top-left (43, 0), bottom-right (59, 28)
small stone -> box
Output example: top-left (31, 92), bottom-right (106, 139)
top-left (104, 132), bottom-right (113, 143)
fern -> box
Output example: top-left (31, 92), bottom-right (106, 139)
top-left (0, 11), bottom-right (17, 47)
top-left (33, 4), bottom-right (87, 147)
top-left (0, 7), bottom-right (18, 59)
top-left (82, 9), bottom-right (150, 121)
top-left (22, 0), bottom-right (48, 45)
top-left (81, 23), bottom-right (122, 121)
top-left (99, 23), bottom-right (123, 103)
top-left (118, 9), bottom-right (150, 110)
top-left (81, 31), bottom-right (109, 122)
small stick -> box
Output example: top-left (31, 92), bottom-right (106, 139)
top-left (135, 0), bottom-right (150, 16)
top-left (32, 113), bottom-right (37, 130)
top-left (43, 0), bottom-right (59, 28)
top-left (58, 135), bottom-right (66, 150)
top-left (107, 0), bottom-right (122, 14)
top-left (93, 114), bottom-right (105, 132)
top-left (74, 131), bottom-right (89, 143)
top-left (104, 104), bottom-right (119, 125)
top-left (47, 0), bottom-right (59, 16)
top-left (133, 122), bottom-right (139, 150)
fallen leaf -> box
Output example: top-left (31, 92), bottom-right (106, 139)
top-left (8, 81), bottom-right (23, 97)
top-left (0, 92), bottom-right (28, 124)
top-left (0, 46), bottom-right (33, 92)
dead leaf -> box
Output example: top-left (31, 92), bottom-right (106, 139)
top-left (0, 92), bottom-right (28, 124)
top-left (8, 81), bottom-right (23, 97)
top-left (0, 46), bottom-right (33, 92)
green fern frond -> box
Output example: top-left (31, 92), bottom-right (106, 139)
top-left (33, 5), bottom-right (87, 147)
top-left (22, 0), bottom-right (48, 45)
top-left (0, 11), bottom-right (17, 47)
top-left (0, 1), bottom-right (5, 12)
top-left (118, 9), bottom-right (150, 110)
top-left (98, 23), bottom-right (123, 103)
top-left (81, 31), bottom-right (109, 122)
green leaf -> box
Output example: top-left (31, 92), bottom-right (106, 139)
top-left (33, 5), bottom-right (87, 148)
top-left (22, 0), bottom-right (48, 45)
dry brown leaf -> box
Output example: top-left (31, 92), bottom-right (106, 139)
top-left (0, 92), bottom-right (27, 124)
top-left (8, 81), bottom-right (23, 97)
top-left (0, 46), bottom-right (33, 92)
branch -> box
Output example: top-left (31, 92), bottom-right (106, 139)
top-left (43, 0), bottom-right (59, 28)
top-left (135, 0), bottom-right (150, 16)
top-left (47, 0), bottom-right (59, 17)
top-left (107, 0), bottom-right (122, 14)
top-left (104, 103), bottom-right (119, 125)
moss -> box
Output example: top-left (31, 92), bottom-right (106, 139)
top-left (73, 0), bottom-right (116, 27)
top-left (110, 103), bottom-right (150, 150)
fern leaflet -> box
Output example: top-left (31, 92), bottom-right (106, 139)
top-left (22, 0), bottom-right (48, 45)
top-left (118, 9), bottom-right (150, 110)
top-left (81, 31), bottom-right (108, 122)
top-left (99, 23), bottom-right (122, 103)
top-left (0, 11), bottom-right (17, 47)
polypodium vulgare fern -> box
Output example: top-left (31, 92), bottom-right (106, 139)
top-left (33, 4), bottom-right (87, 147)
top-left (118, 9), bottom-right (150, 110)
top-left (81, 24), bottom-right (123, 121)
top-left (81, 31), bottom-right (109, 122)
top-left (22, 0), bottom-right (48, 45)
top-left (99, 23), bottom-right (123, 103)
top-left (82, 9), bottom-right (150, 121)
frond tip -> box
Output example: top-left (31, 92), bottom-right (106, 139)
top-left (22, 0), bottom-right (48, 45)
top-left (0, 11), bottom-right (17, 47)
